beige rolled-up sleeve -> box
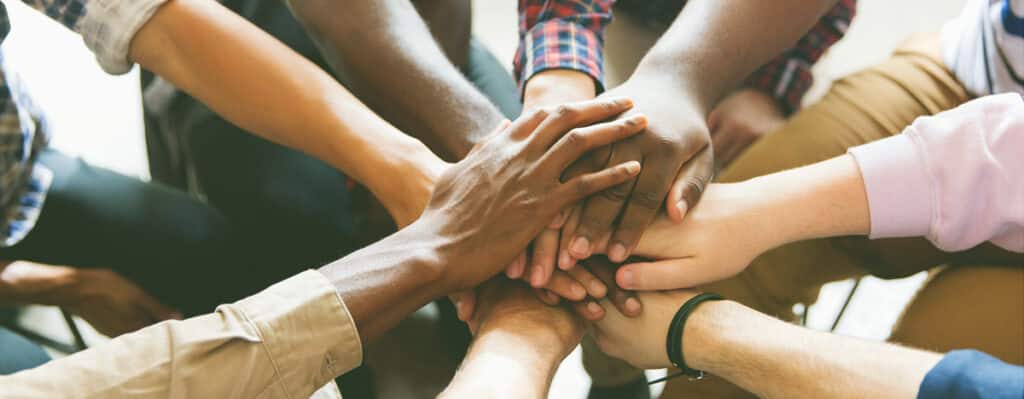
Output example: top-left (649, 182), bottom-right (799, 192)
top-left (0, 270), bottom-right (363, 399)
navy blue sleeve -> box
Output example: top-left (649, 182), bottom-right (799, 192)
top-left (918, 350), bottom-right (1024, 399)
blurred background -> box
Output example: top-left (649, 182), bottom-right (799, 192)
top-left (2, 0), bottom-right (966, 397)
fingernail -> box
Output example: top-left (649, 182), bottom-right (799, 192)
top-left (570, 237), bottom-right (591, 258)
top-left (619, 269), bottom-right (633, 288)
top-left (571, 284), bottom-right (586, 299)
top-left (531, 266), bottom-right (545, 287)
top-left (587, 301), bottom-right (603, 315)
top-left (614, 97), bottom-right (633, 107)
top-left (590, 281), bottom-right (607, 298)
top-left (545, 290), bottom-right (560, 303)
top-left (624, 161), bottom-right (641, 174)
top-left (609, 243), bottom-right (627, 262)
top-left (625, 298), bottom-right (641, 315)
top-left (559, 252), bottom-right (572, 270)
top-left (676, 201), bottom-right (688, 218)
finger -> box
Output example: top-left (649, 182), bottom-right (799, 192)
top-left (549, 211), bottom-right (568, 229)
top-left (617, 258), bottom-right (717, 291)
top-left (567, 265), bottom-right (607, 299)
top-left (541, 114), bottom-right (648, 171)
top-left (505, 252), bottom-right (527, 279)
top-left (559, 160), bottom-right (641, 207)
top-left (606, 154), bottom-right (680, 263)
top-left (558, 205), bottom-right (582, 270)
top-left (542, 271), bottom-right (588, 301)
top-left (529, 229), bottom-right (560, 287)
top-left (506, 251), bottom-right (528, 279)
top-left (507, 108), bottom-right (551, 140)
top-left (666, 147), bottom-right (714, 223)
top-left (535, 288), bottom-right (561, 306)
top-left (590, 260), bottom-right (642, 317)
top-left (528, 97), bottom-right (634, 150)
top-left (571, 299), bottom-right (606, 321)
top-left (450, 290), bottom-right (477, 321)
top-left (565, 145), bottom-right (641, 259)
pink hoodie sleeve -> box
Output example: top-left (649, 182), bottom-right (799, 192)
top-left (847, 93), bottom-right (1024, 253)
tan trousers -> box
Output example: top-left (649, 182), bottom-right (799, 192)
top-left (588, 23), bottom-right (1024, 397)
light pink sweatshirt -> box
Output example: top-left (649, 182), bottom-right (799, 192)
top-left (848, 93), bottom-right (1024, 253)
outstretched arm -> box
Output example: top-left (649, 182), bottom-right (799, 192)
top-left (590, 290), bottom-right (947, 399)
top-left (284, 0), bottom-right (507, 160)
top-left (125, 0), bottom-right (442, 225)
top-left (618, 94), bottom-right (1024, 291)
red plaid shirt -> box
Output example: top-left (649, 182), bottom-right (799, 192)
top-left (515, 0), bottom-right (857, 114)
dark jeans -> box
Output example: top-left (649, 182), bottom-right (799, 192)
top-left (0, 327), bottom-right (49, 375)
top-left (0, 151), bottom-right (280, 316)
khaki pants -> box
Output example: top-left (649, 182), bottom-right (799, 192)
top-left (588, 24), bottom-right (1024, 397)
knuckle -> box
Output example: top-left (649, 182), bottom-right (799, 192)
top-left (564, 129), bottom-right (588, 148)
top-left (554, 104), bottom-right (580, 122)
top-left (632, 189), bottom-right (664, 210)
top-left (598, 183), bottom-right (631, 202)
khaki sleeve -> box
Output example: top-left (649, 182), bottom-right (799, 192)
top-left (0, 270), bottom-right (362, 399)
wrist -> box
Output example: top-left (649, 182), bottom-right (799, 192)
top-left (681, 300), bottom-right (747, 373)
top-left (742, 155), bottom-right (871, 245)
top-left (0, 262), bottom-right (86, 306)
top-left (367, 139), bottom-right (447, 228)
top-left (523, 69), bottom-right (597, 109)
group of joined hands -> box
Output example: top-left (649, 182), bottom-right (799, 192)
top-left (384, 92), bottom-right (796, 372)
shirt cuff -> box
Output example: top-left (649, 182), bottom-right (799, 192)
top-left (918, 350), bottom-right (1024, 399)
top-left (515, 20), bottom-right (605, 96)
top-left (78, 0), bottom-right (169, 74)
top-left (847, 132), bottom-right (934, 240)
top-left (233, 270), bottom-right (364, 392)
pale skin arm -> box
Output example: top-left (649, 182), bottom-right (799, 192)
top-left (129, 0), bottom-right (443, 225)
top-left (440, 279), bottom-right (582, 399)
top-left (688, 301), bottom-right (942, 399)
top-left (616, 154), bottom-right (870, 290)
top-left (589, 291), bottom-right (942, 399)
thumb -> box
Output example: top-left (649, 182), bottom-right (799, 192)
top-left (666, 148), bottom-right (714, 223)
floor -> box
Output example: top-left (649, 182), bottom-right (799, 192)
top-left (3, 0), bottom-right (967, 397)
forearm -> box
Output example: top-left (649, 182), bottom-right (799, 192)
top-left (633, 0), bottom-right (839, 113)
top-left (440, 329), bottom-right (564, 399)
top-left (687, 301), bottom-right (941, 399)
top-left (287, 0), bottom-right (504, 159)
top-left (743, 155), bottom-right (870, 247)
top-left (129, 0), bottom-right (441, 220)
top-left (316, 221), bottom-right (452, 343)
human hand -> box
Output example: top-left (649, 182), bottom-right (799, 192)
top-left (467, 277), bottom-right (583, 354)
top-left (589, 289), bottom-right (705, 369)
top-left (552, 257), bottom-right (643, 321)
top-left (612, 182), bottom-right (778, 290)
top-left (423, 98), bottom-right (646, 292)
top-left (0, 261), bottom-right (181, 337)
top-left (561, 77), bottom-right (715, 266)
top-left (707, 89), bottom-right (784, 168)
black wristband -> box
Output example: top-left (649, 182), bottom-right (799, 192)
top-left (665, 293), bottom-right (724, 379)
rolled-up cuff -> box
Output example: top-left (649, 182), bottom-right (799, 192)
top-left (79, 0), bottom-right (169, 74)
top-left (848, 132), bottom-right (934, 239)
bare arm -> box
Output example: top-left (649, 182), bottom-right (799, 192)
top-left (285, 0), bottom-right (506, 159)
top-left (128, 0), bottom-right (443, 225)
top-left (590, 290), bottom-right (942, 399)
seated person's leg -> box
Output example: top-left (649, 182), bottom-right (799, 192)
top-left (0, 150), bottom-right (255, 317)
top-left (660, 34), bottom-right (973, 398)
top-left (0, 327), bottom-right (49, 375)
top-left (889, 266), bottom-right (1024, 365)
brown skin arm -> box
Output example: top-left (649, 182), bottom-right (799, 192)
top-left (284, 0), bottom-right (505, 160)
